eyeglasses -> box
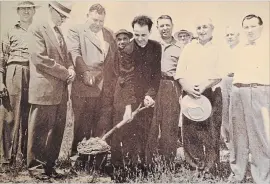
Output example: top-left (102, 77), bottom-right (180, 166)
top-left (52, 7), bottom-right (67, 19)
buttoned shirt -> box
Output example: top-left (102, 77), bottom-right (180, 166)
top-left (159, 37), bottom-right (182, 77)
top-left (1, 21), bottom-right (30, 71)
top-left (232, 36), bottom-right (269, 85)
top-left (174, 40), bottom-right (221, 85)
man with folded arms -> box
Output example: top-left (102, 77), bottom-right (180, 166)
top-left (228, 14), bottom-right (270, 184)
top-left (174, 17), bottom-right (222, 178)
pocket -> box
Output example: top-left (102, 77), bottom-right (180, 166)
top-left (6, 65), bottom-right (21, 95)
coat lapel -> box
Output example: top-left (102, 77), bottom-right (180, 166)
top-left (43, 23), bottom-right (64, 60)
top-left (83, 28), bottom-right (102, 52)
top-left (102, 29), bottom-right (111, 60)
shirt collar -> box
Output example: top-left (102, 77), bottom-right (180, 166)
top-left (14, 21), bottom-right (27, 31)
top-left (196, 38), bottom-right (213, 47)
top-left (95, 30), bottom-right (104, 39)
top-left (159, 36), bottom-right (181, 48)
top-left (245, 37), bottom-right (263, 46)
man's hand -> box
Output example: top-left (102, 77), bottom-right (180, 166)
top-left (67, 68), bottom-right (76, 84)
top-left (194, 84), bottom-right (206, 95)
top-left (183, 84), bottom-right (201, 99)
top-left (144, 95), bottom-right (155, 107)
top-left (82, 71), bottom-right (95, 87)
top-left (123, 105), bottom-right (133, 121)
top-left (0, 82), bottom-right (8, 98)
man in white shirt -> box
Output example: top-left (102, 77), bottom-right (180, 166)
top-left (174, 17), bottom-right (222, 178)
top-left (228, 14), bottom-right (270, 184)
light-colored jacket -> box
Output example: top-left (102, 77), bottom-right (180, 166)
top-left (27, 21), bottom-right (74, 105)
top-left (67, 24), bottom-right (118, 97)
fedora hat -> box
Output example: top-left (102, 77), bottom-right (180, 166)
top-left (115, 29), bottom-right (133, 39)
top-left (14, 1), bottom-right (41, 8)
top-left (174, 29), bottom-right (193, 39)
top-left (49, 1), bottom-right (73, 18)
top-left (181, 95), bottom-right (212, 122)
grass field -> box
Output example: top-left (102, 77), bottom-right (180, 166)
top-left (0, 97), bottom-right (254, 183)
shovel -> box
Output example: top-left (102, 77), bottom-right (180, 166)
top-left (77, 103), bottom-right (148, 155)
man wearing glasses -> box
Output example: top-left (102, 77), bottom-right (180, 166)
top-left (26, 1), bottom-right (75, 180)
top-left (174, 29), bottom-right (193, 49)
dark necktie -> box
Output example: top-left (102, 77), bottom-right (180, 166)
top-left (54, 26), bottom-right (67, 56)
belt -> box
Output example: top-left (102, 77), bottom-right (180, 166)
top-left (233, 83), bottom-right (270, 88)
top-left (7, 61), bottom-right (29, 66)
top-left (161, 75), bottom-right (175, 81)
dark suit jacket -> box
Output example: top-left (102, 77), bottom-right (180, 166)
top-left (67, 24), bottom-right (118, 98)
top-left (117, 39), bottom-right (162, 107)
top-left (27, 21), bottom-right (74, 105)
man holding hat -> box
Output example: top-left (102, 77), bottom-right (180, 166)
top-left (174, 17), bottom-right (222, 178)
top-left (0, 1), bottom-right (40, 165)
top-left (115, 29), bottom-right (133, 50)
top-left (26, 1), bottom-right (75, 179)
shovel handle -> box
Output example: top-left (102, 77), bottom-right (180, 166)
top-left (102, 104), bottom-right (148, 140)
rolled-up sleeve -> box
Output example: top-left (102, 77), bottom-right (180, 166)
top-left (0, 31), bottom-right (10, 73)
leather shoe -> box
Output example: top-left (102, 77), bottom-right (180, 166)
top-left (29, 170), bottom-right (50, 181)
top-left (46, 168), bottom-right (65, 179)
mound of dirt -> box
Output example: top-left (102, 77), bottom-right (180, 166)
top-left (77, 137), bottom-right (111, 155)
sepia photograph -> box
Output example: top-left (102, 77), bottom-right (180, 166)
top-left (0, 0), bottom-right (269, 183)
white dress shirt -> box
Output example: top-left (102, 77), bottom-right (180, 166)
top-left (232, 36), bottom-right (270, 85)
top-left (174, 40), bottom-right (221, 86)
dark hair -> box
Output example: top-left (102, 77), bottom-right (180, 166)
top-left (157, 15), bottom-right (173, 25)
top-left (242, 14), bottom-right (263, 27)
top-left (132, 15), bottom-right (153, 31)
top-left (89, 3), bottom-right (106, 15)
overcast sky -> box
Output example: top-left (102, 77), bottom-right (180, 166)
top-left (1, 1), bottom-right (269, 47)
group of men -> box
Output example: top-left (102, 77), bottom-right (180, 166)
top-left (0, 1), bottom-right (269, 183)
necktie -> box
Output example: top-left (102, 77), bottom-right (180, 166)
top-left (54, 26), bottom-right (67, 56)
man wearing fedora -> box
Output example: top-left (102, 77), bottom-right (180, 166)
top-left (66, 3), bottom-right (118, 163)
top-left (115, 29), bottom-right (133, 50)
top-left (26, 1), bottom-right (75, 179)
top-left (174, 17), bottom-right (222, 178)
top-left (146, 15), bottom-right (182, 165)
top-left (0, 1), bottom-right (40, 165)
top-left (228, 14), bottom-right (270, 184)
